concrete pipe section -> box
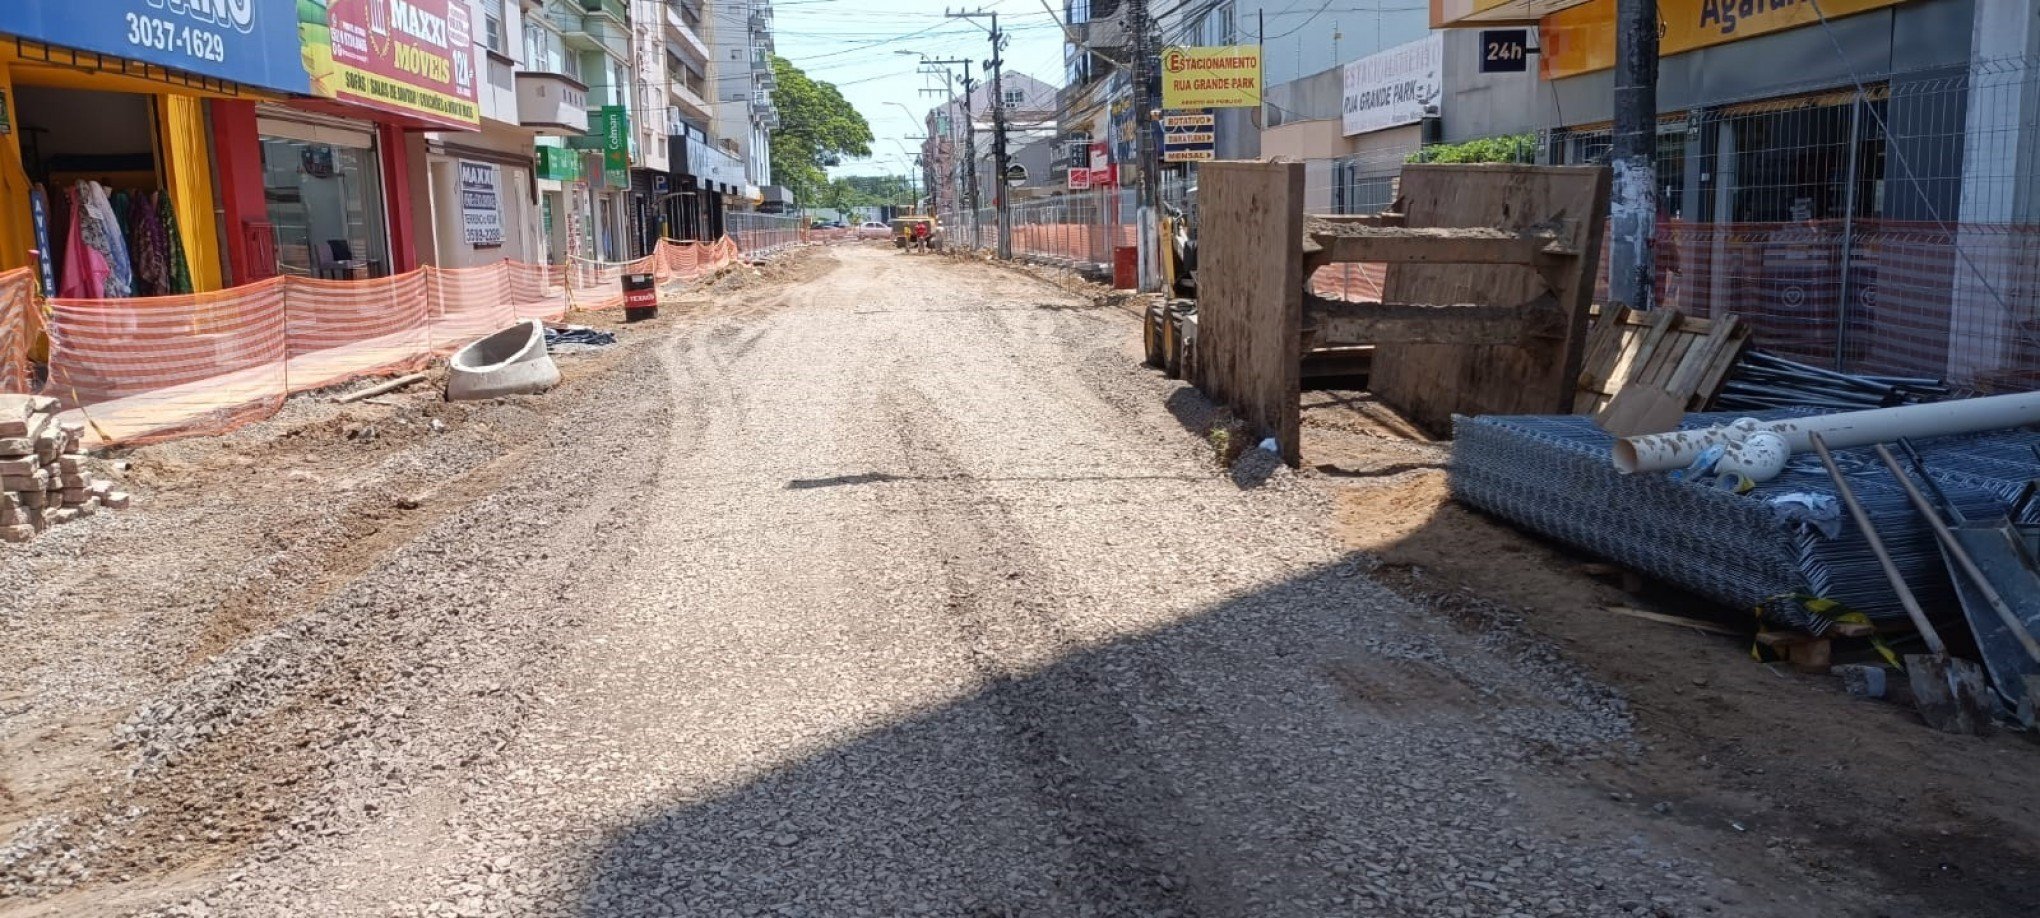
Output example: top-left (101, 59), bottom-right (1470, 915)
top-left (446, 319), bottom-right (562, 401)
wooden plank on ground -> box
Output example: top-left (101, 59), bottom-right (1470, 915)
top-left (1372, 164), bottom-right (1612, 435)
top-left (1190, 161), bottom-right (1306, 466)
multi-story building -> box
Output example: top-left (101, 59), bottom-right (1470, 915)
top-left (709, 1), bottom-right (786, 212)
top-left (415, 1), bottom-right (592, 270)
top-left (924, 72), bottom-right (1059, 213)
top-left (1059, 1), bottom-right (1428, 174)
top-left (523, 0), bottom-right (635, 262)
top-left (655, 0), bottom-right (735, 240)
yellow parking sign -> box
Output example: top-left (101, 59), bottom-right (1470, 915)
top-left (1160, 45), bottom-right (1263, 109)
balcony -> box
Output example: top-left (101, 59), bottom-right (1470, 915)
top-left (581, 0), bottom-right (628, 24)
top-left (665, 4), bottom-right (710, 61)
top-left (553, 0), bottom-right (629, 56)
top-left (516, 71), bottom-right (592, 135)
top-left (481, 52), bottom-right (519, 125)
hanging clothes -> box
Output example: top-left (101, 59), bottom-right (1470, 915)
top-left (58, 186), bottom-right (109, 299)
top-left (129, 194), bottom-right (174, 297)
top-left (44, 183), bottom-right (71, 287)
top-left (79, 182), bottom-right (134, 298)
top-left (160, 193), bottom-right (193, 295)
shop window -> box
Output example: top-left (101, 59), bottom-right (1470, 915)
top-left (259, 137), bottom-right (391, 279)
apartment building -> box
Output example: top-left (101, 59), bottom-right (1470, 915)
top-left (709, 1), bottom-right (787, 212)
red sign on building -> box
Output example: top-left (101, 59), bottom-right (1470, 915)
top-left (305, 0), bottom-right (482, 129)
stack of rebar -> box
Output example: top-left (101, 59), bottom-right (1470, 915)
top-left (1450, 410), bottom-right (2040, 634)
top-left (1714, 352), bottom-right (1954, 412)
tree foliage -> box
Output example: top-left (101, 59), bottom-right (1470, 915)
top-left (1407, 134), bottom-right (1539, 165)
top-left (768, 56), bottom-right (874, 205)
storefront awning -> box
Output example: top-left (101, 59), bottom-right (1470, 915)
top-left (1430, 0), bottom-right (1593, 27)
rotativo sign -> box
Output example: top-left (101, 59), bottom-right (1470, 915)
top-left (1159, 45), bottom-right (1262, 110)
top-left (300, 0), bottom-right (480, 129)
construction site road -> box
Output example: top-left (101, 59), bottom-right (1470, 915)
top-left (0, 246), bottom-right (2016, 917)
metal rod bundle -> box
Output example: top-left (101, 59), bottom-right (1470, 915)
top-left (1715, 351), bottom-right (1953, 413)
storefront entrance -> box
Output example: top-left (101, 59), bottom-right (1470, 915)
top-left (10, 84), bottom-right (200, 298)
top-left (254, 113), bottom-right (392, 280)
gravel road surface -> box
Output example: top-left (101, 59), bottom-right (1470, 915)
top-left (0, 247), bottom-right (1954, 916)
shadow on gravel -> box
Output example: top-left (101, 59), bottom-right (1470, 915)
top-left (568, 559), bottom-right (2040, 917)
top-left (787, 471), bottom-right (1210, 490)
top-left (568, 554), bottom-right (1683, 917)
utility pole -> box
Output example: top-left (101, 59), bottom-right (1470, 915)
top-left (948, 8), bottom-right (1012, 259)
top-left (922, 57), bottom-right (980, 248)
top-left (1130, 0), bottom-right (1161, 291)
top-left (1609, 0), bottom-right (1659, 309)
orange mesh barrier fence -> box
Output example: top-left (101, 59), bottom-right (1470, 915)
top-left (48, 278), bottom-right (291, 444)
top-left (0, 268), bottom-right (32, 394)
top-left (32, 237), bottom-right (741, 446)
top-left (1308, 263), bottom-right (1388, 302)
top-left (286, 272), bottom-right (434, 392)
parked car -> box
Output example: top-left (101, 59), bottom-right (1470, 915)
top-left (856, 221), bottom-right (890, 239)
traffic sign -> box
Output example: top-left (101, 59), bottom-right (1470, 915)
top-left (1005, 163), bottom-right (1028, 186)
top-left (1161, 108), bottom-right (1216, 164)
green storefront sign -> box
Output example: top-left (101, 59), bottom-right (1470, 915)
top-left (600, 105), bottom-right (631, 187)
top-left (536, 146), bottom-right (581, 182)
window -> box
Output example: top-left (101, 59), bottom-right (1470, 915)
top-left (524, 18), bottom-right (561, 72)
top-left (1003, 88), bottom-right (1026, 108)
top-left (483, 0), bottom-right (507, 54)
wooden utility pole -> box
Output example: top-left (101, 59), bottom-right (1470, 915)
top-left (1609, 0), bottom-right (1660, 310)
top-left (947, 9), bottom-right (1013, 259)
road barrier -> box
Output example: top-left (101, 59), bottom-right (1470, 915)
top-left (727, 213), bottom-right (807, 258)
top-left (4, 237), bottom-right (741, 446)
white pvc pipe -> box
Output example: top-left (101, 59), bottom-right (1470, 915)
top-left (1612, 390), bottom-right (2040, 476)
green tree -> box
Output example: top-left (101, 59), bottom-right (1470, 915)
top-left (1407, 134), bottom-right (1539, 164)
top-left (768, 56), bottom-right (874, 206)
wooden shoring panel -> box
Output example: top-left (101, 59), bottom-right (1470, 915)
top-left (1370, 164), bottom-right (1611, 436)
top-left (1189, 161), bottom-right (1306, 466)
top-left (1304, 297), bottom-right (1531, 346)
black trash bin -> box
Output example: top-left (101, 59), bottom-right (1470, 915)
top-left (622, 273), bottom-right (658, 322)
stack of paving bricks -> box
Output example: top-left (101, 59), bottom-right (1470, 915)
top-left (2, 395), bottom-right (129, 542)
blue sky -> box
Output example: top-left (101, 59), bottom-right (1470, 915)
top-left (770, 0), bottom-right (1072, 179)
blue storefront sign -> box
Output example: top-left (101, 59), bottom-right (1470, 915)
top-left (0, 1), bottom-right (311, 95)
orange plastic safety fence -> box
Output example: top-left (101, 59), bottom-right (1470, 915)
top-left (38, 237), bottom-right (742, 446)
top-left (48, 278), bottom-right (290, 444)
top-left (0, 268), bottom-right (32, 394)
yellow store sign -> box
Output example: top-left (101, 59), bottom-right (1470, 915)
top-left (1160, 45), bottom-right (1263, 109)
top-left (1541, 0), bottom-right (1908, 80)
